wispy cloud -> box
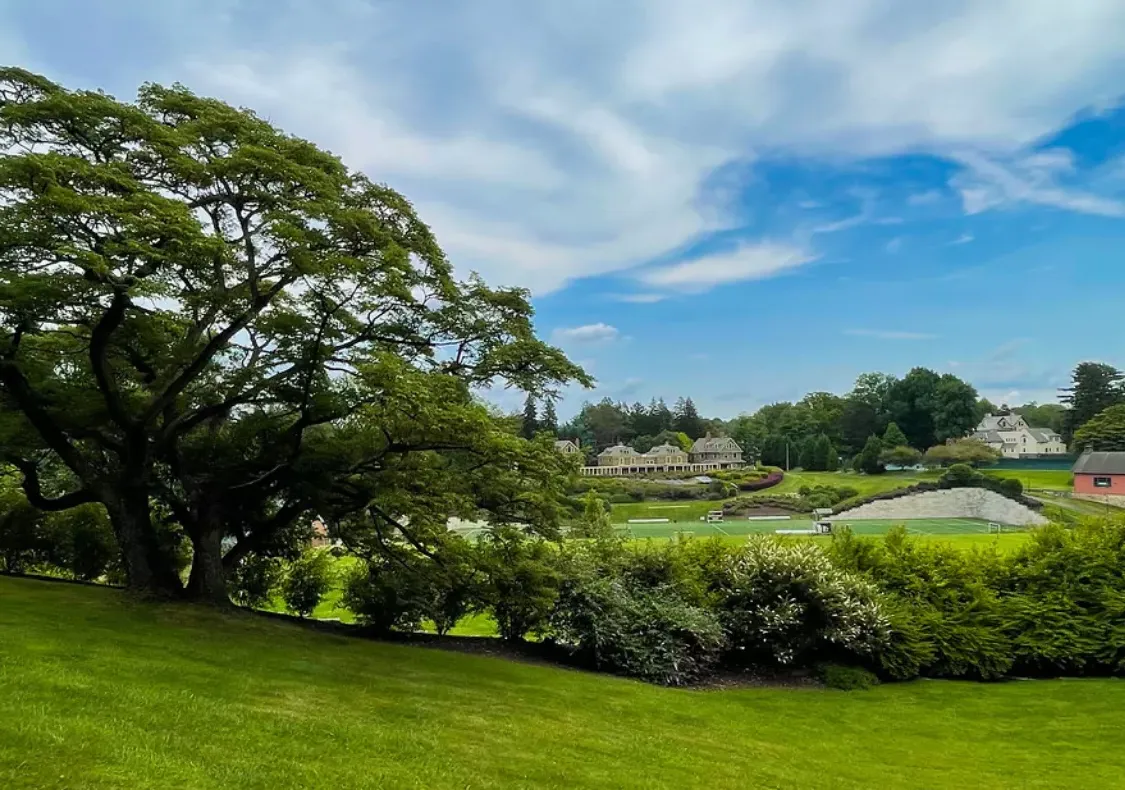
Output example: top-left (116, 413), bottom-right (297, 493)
top-left (952, 149), bottom-right (1125, 218)
top-left (845, 329), bottom-right (938, 341)
top-left (552, 323), bottom-right (620, 344)
top-left (610, 292), bottom-right (668, 304)
top-left (908, 190), bottom-right (944, 206)
top-left (638, 242), bottom-right (815, 292)
top-left (885, 237), bottom-right (903, 253)
top-left (951, 233), bottom-right (975, 245)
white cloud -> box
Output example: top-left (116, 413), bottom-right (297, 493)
top-left (951, 233), bottom-right (975, 245)
top-left (908, 190), bottom-right (944, 206)
top-left (552, 323), bottom-right (621, 344)
top-left (11, 0), bottom-right (1125, 294)
top-left (845, 329), bottom-right (938, 341)
top-left (885, 237), bottom-right (903, 253)
top-left (952, 149), bottom-right (1125, 217)
top-left (611, 292), bottom-right (669, 304)
top-left (638, 242), bottom-right (815, 291)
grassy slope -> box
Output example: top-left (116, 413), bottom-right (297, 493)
top-left (3, 577), bottom-right (1124, 790)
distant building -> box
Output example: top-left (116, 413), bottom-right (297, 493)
top-left (972, 413), bottom-right (1067, 459)
top-left (579, 436), bottom-right (745, 477)
top-left (554, 439), bottom-right (581, 456)
top-left (644, 442), bottom-right (689, 466)
top-left (310, 518), bottom-right (331, 548)
top-left (1072, 451), bottom-right (1125, 504)
top-left (689, 434), bottom-right (744, 466)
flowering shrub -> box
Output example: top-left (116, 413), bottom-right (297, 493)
top-left (717, 539), bottom-right (891, 667)
top-left (738, 471), bottom-right (784, 492)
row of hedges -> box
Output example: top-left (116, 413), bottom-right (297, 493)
top-left (333, 519), bottom-right (1125, 686)
top-left (831, 465), bottom-right (1042, 515)
top-left (726, 485), bottom-right (859, 515)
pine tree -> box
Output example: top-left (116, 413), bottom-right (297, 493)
top-left (1060, 362), bottom-right (1125, 443)
top-left (882, 421), bottom-right (909, 449)
top-left (541, 400), bottom-right (559, 436)
top-left (673, 397), bottom-right (704, 439)
top-left (520, 394), bottom-right (539, 440)
top-left (816, 434), bottom-right (839, 471)
top-left (858, 434), bottom-right (885, 475)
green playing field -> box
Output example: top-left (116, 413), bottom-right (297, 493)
top-left (614, 516), bottom-right (1008, 540)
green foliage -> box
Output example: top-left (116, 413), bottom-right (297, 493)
top-left (572, 492), bottom-right (615, 539)
top-left (923, 438), bottom-right (1001, 467)
top-left (521, 394), bottom-right (539, 440)
top-left (229, 554), bottom-right (285, 609)
top-left (819, 664), bottom-right (880, 691)
top-left (475, 527), bottom-right (560, 641)
top-left (551, 571), bottom-right (724, 686)
top-left (282, 551), bottom-right (334, 618)
top-left (1060, 362), bottom-right (1125, 443)
top-left (879, 445), bottom-right (922, 468)
top-left (882, 422), bottom-right (909, 449)
top-left (857, 435), bottom-right (885, 475)
top-left (717, 539), bottom-right (891, 667)
top-left (0, 68), bottom-right (590, 600)
top-left (1072, 403), bottom-right (1125, 452)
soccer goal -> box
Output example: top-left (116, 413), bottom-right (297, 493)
top-left (987, 522), bottom-right (1003, 534)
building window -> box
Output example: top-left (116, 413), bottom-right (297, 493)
top-left (1094, 477), bottom-right (1113, 488)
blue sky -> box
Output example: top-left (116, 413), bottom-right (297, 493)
top-left (4, 0), bottom-right (1125, 418)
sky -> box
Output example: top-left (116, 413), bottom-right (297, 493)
top-left (3, 0), bottom-right (1125, 419)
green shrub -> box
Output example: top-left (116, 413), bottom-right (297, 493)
top-left (342, 553), bottom-right (432, 634)
top-left (829, 527), bottom-right (1014, 679)
top-left (229, 553), bottom-right (285, 608)
top-left (717, 539), bottom-right (891, 668)
top-left (0, 500), bottom-right (44, 574)
top-left (819, 663), bottom-right (879, 690)
top-left (475, 527), bottom-right (560, 641)
top-left (551, 571), bottom-right (724, 686)
top-left (281, 550), bottom-right (334, 618)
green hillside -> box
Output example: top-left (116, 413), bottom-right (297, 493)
top-left (2, 576), bottom-right (1124, 789)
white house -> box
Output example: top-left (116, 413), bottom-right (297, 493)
top-left (554, 439), bottom-right (581, 456)
top-left (972, 413), bottom-right (1067, 459)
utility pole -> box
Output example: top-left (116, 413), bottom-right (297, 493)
top-left (785, 441), bottom-right (790, 471)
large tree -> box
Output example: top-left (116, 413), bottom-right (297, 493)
top-left (520, 395), bottom-right (539, 440)
top-left (886, 368), bottom-right (977, 449)
top-left (1060, 362), bottom-right (1124, 443)
top-left (1073, 404), bottom-right (1125, 452)
top-left (0, 69), bottom-right (588, 599)
top-left (672, 397), bottom-right (704, 439)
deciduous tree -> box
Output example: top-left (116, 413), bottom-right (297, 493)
top-left (0, 69), bottom-right (589, 599)
top-left (1073, 403), bottom-right (1125, 452)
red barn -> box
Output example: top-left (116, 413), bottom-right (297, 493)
top-left (1072, 451), bottom-right (1125, 498)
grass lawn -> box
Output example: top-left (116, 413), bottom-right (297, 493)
top-left (2, 576), bottom-right (1124, 789)
top-left (983, 469), bottom-right (1074, 490)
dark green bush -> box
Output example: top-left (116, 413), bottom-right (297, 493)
top-left (229, 553), bottom-right (285, 608)
top-left (551, 571), bottom-right (724, 686)
top-left (281, 550), bottom-right (334, 618)
top-left (717, 539), bottom-right (891, 668)
top-left (475, 527), bottom-right (560, 641)
top-left (819, 663), bottom-right (879, 690)
top-left (343, 554), bottom-right (432, 633)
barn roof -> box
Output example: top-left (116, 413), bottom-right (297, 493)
top-left (1073, 451), bottom-right (1125, 475)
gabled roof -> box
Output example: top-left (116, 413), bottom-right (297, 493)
top-left (977, 413), bottom-right (1026, 431)
top-left (1073, 451), bottom-right (1125, 475)
top-left (598, 444), bottom-right (638, 456)
top-left (645, 442), bottom-right (686, 456)
top-left (554, 439), bottom-right (578, 450)
top-left (973, 430), bottom-right (1004, 443)
top-left (1027, 428), bottom-right (1061, 443)
top-left (690, 436), bottom-right (742, 453)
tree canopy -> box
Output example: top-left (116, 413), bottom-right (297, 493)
top-left (1073, 404), bottom-right (1125, 452)
top-left (0, 68), bottom-right (589, 599)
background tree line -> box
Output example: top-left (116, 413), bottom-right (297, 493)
top-left (539, 361), bottom-right (1125, 468)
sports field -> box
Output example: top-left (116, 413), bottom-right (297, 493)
top-left (615, 516), bottom-right (1011, 540)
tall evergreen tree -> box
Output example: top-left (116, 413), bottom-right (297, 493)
top-left (673, 397), bottom-right (704, 439)
top-left (882, 421), bottom-right (909, 449)
top-left (816, 435), bottom-right (839, 471)
top-left (540, 400), bottom-right (559, 436)
top-left (520, 395), bottom-right (539, 440)
top-left (1060, 362), bottom-right (1125, 443)
top-left (858, 435), bottom-right (885, 475)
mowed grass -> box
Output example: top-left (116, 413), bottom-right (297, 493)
top-left (3, 576), bottom-right (1125, 789)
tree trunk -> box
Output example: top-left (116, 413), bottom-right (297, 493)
top-left (106, 489), bottom-right (183, 598)
top-left (185, 520), bottom-right (229, 605)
